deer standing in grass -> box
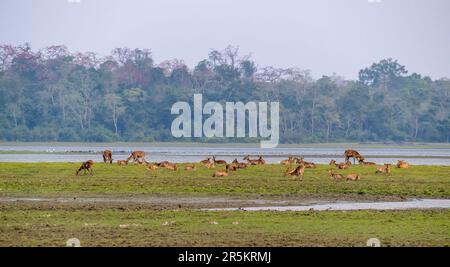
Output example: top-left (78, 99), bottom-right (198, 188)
top-left (103, 150), bottom-right (113, 164)
top-left (345, 149), bottom-right (365, 164)
top-left (127, 151), bottom-right (146, 164)
top-left (76, 160), bottom-right (94, 176)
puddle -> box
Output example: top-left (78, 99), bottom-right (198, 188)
top-left (206, 199), bottom-right (450, 212)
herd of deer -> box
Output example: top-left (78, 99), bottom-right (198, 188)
top-left (75, 149), bottom-right (412, 182)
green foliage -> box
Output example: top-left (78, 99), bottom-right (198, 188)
top-left (0, 44), bottom-right (449, 143)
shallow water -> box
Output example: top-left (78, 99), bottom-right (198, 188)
top-left (0, 145), bottom-right (449, 165)
top-left (207, 199), bottom-right (450, 212)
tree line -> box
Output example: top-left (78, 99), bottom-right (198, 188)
top-left (0, 44), bottom-right (449, 143)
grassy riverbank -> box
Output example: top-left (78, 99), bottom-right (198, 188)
top-left (0, 163), bottom-right (448, 199)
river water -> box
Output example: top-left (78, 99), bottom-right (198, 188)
top-left (0, 144), bottom-right (449, 165)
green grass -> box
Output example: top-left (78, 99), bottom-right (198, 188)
top-left (0, 163), bottom-right (449, 199)
top-left (0, 206), bottom-right (448, 247)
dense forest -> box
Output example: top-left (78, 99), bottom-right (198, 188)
top-left (0, 44), bottom-right (449, 143)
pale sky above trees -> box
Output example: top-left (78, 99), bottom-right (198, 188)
top-left (0, 0), bottom-right (449, 79)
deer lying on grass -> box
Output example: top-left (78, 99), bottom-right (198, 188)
top-left (212, 169), bottom-right (229, 177)
top-left (284, 164), bottom-right (306, 179)
top-left (359, 159), bottom-right (376, 166)
top-left (127, 151), bottom-right (146, 164)
top-left (117, 160), bottom-right (128, 166)
top-left (76, 160), bottom-right (94, 176)
top-left (296, 158), bottom-right (316, 169)
top-left (345, 149), bottom-right (365, 164)
top-left (346, 174), bottom-right (361, 181)
top-left (103, 150), bottom-right (113, 164)
top-left (212, 156), bottom-right (227, 165)
top-left (280, 157), bottom-right (295, 166)
top-left (203, 161), bottom-right (215, 169)
top-left (243, 155), bottom-right (259, 165)
top-left (328, 169), bottom-right (344, 181)
top-left (232, 159), bottom-right (248, 169)
top-left (185, 164), bottom-right (196, 171)
top-left (200, 157), bottom-right (212, 164)
top-left (376, 164), bottom-right (392, 174)
top-left (226, 164), bottom-right (237, 172)
top-left (397, 160), bottom-right (410, 169)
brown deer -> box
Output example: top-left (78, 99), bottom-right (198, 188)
top-left (185, 164), bottom-right (197, 171)
top-left (328, 169), bottom-right (344, 181)
top-left (127, 151), bottom-right (146, 164)
top-left (164, 162), bottom-right (178, 171)
top-left (376, 164), bottom-right (392, 174)
top-left (345, 149), bottom-right (364, 164)
top-left (76, 160), bottom-right (94, 176)
top-left (117, 160), bottom-right (128, 166)
top-left (329, 160), bottom-right (337, 167)
top-left (204, 161), bottom-right (216, 169)
top-left (200, 157), bottom-right (212, 164)
top-left (359, 159), bottom-right (376, 166)
top-left (243, 155), bottom-right (259, 165)
top-left (226, 164), bottom-right (237, 172)
top-left (256, 156), bottom-right (266, 165)
top-left (346, 174), bottom-right (361, 181)
top-left (397, 160), bottom-right (410, 169)
top-left (232, 159), bottom-right (248, 169)
top-left (296, 158), bottom-right (316, 169)
top-left (280, 157), bottom-right (295, 166)
top-left (284, 164), bottom-right (306, 179)
top-left (147, 163), bottom-right (159, 171)
top-left (102, 150), bottom-right (113, 164)
top-left (212, 169), bottom-right (229, 177)
top-left (212, 156), bottom-right (227, 165)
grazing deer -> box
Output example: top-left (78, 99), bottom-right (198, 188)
top-left (359, 159), bottom-right (376, 166)
top-left (243, 155), bottom-right (259, 165)
top-left (376, 164), bottom-right (392, 174)
top-left (328, 169), bottom-right (344, 181)
top-left (117, 160), bottom-right (128, 166)
top-left (345, 149), bottom-right (364, 164)
top-left (212, 169), bottom-right (229, 177)
top-left (397, 160), bottom-right (410, 169)
top-left (296, 158), bottom-right (316, 169)
top-left (102, 150), bottom-right (113, 164)
top-left (212, 156), bottom-right (227, 165)
top-left (346, 174), bottom-right (361, 181)
top-left (226, 164), bottom-right (237, 172)
top-left (76, 160), bottom-right (94, 176)
top-left (232, 159), bottom-right (248, 169)
top-left (284, 164), bottom-right (306, 179)
top-left (200, 157), bottom-right (212, 164)
top-left (185, 164), bottom-right (196, 171)
top-left (127, 151), bottom-right (146, 164)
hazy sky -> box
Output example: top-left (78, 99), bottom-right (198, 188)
top-left (1, 0), bottom-right (449, 79)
